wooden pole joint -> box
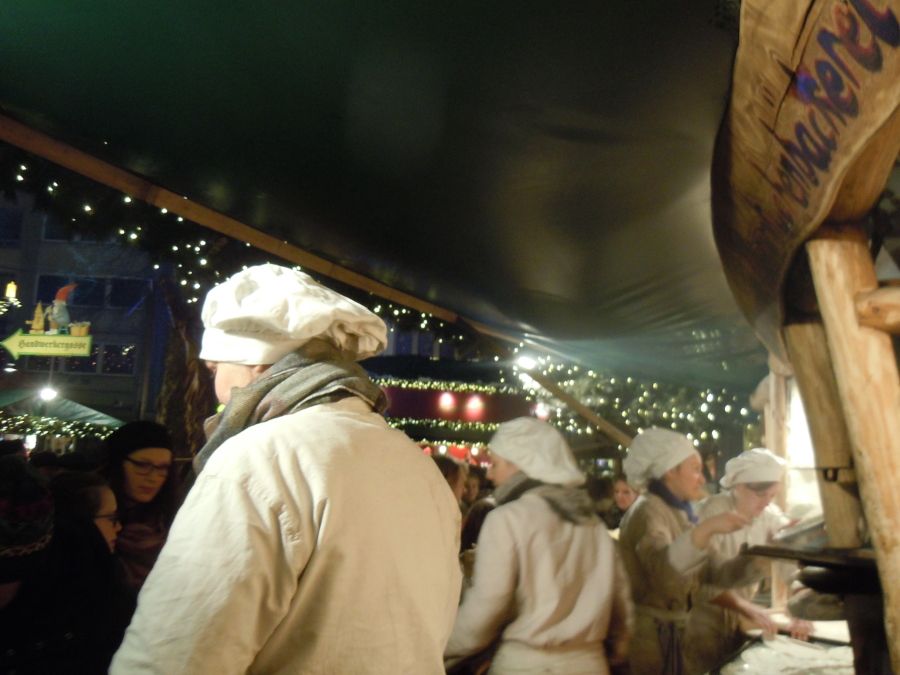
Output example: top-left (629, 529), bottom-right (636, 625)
top-left (856, 285), bottom-right (900, 333)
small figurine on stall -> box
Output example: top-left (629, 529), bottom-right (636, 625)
top-left (45, 283), bottom-right (77, 334)
top-left (28, 301), bottom-right (45, 334)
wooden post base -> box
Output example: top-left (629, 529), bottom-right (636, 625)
top-left (806, 224), bottom-right (900, 671)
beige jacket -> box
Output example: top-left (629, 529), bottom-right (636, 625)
top-left (618, 494), bottom-right (759, 675)
top-left (112, 397), bottom-right (462, 674)
top-left (445, 487), bottom-right (632, 675)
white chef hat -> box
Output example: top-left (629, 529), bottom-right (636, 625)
top-left (623, 427), bottom-right (698, 488)
top-left (720, 447), bottom-right (786, 489)
top-left (489, 417), bottom-right (585, 486)
top-left (199, 264), bottom-right (387, 364)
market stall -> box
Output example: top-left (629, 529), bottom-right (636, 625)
top-left (712, 0), bottom-right (900, 670)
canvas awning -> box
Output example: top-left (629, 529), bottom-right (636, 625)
top-left (0, 1), bottom-right (768, 391)
top-left (0, 388), bottom-right (124, 429)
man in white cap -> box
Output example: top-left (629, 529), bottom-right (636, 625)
top-left (684, 447), bottom-right (811, 674)
top-left (618, 428), bottom-right (760, 675)
top-left (112, 264), bottom-right (461, 674)
top-left (444, 417), bottom-right (633, 675)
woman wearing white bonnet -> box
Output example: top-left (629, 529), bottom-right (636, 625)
top-left (445, 417), bottom-right (632, 675)
top-left (112, 264), bottom-right (462, 675)
top-left (618, 428), bottom-right (761, 675)
top-left (684, 448), bottom-right (812, 674)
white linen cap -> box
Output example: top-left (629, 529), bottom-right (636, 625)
top-left (623, 427), bottom-right (698, 487)
top-left (199, 264), bottom-right (387, 364)
top-left (720, 447), bottom-right (786, 489)
top-left (489, 417), bottom-right (584, 486)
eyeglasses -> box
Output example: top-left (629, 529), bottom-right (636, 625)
top-left (125, 456), bottom-right (172, 477)
top-left (94, 512), bottom-right (120, 526)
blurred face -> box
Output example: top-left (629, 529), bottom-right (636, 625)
top-left (663, 452), bottom-right (705, 502)
top-left (733, 482), bottom-right (780, 519)
top-left (613, 479), bottom-right (638, 511)
top-left (122, 447), bottom-right (173, 504)
top-left (206, 361), bottom-right (270, 405)
top-left (450, 472), bottom-right (467, 502)
top-left (93, 486), bottom-right (122, 553)
top-left (464, 475), bottom-right (481, 502)
top-left (487, 455), bottom-right (520, 487)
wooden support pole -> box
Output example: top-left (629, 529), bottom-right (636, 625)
top-left (783, 322), bottom-right (864, 548)
top-left (764, 359), bottom-right (790, 511)
top-left (807, 224), bottom-right (900, 671)
top-left (525, 371), bottom-right (633, 448)
top-left (763, 361), bottom-right (790, 609)
top-left (856, 285), bottom-right (900, 333)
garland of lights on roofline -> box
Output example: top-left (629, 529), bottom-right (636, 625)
top-left (0, 145), bottom-right (762, 451)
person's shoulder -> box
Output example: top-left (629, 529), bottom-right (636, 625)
top-left (633, 492), bottom-right (669, 517)
top-left (499, 490), bottom-right (547, 515)
top-left (697, 491), bottom-right (732, 518)
top-left (621, 493), bottom-right (679, 533)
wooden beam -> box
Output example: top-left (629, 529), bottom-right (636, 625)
top-left (784, 322), bottom-right (864, 549)
top-left (0, 113), bottom-right (458, 323)
top-left (764, 365), bottom-right (789, 508)
top-left (525, 370), bottom-right (633, 448)
top-left (807, 224), bottom-right (900, 670)
top-left (856, 286), bottom-right (900, 333)
top-left (763, 363), bottom-right (790, 609)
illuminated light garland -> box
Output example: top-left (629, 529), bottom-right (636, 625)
top-left (514, 357), bottom-right (761, 451)
top-left (414, 438), bottom-right (487, 450)
top-left (3, 147), bottom-right (764, 451)
top-left (374, 377), bottom-right (521, 395)
top-left (0, 146), bottom-right (496, 358)
top-left (0, 412), bottom-right (116, 439)
top-left (386, 417), bottom-right (500, 433)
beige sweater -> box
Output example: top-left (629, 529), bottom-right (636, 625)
top-left (618, 493), bottom-right (760, 674)
top-left (112, 397), bottom-right (462, 674)
top-left (445, 488), bottom-right (632, 674)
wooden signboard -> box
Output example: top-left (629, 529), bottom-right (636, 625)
top-left (1, 329), bottom-right (92, 359)
top-left (712, 0), bottom-right (900, 359)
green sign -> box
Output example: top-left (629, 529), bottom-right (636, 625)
top-left (1, 329), bottom-right (92, 359)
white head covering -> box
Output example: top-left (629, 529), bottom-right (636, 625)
top-left (720, 447), bottom-right (786, 489)
top-left (623, 427), bottom-right (698, 488)
top-left (489, 417), bottom-right (584, 486)
top-left (199, 264), bottom-right (387, 364)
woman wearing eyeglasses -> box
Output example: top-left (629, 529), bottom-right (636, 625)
top-left (104, 420), bottom-right (177, 590)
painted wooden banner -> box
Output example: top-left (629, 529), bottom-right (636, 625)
top-left (712, 0), bottom-right (900, 357)
top-left (1, 329), bottom-right (92, 358)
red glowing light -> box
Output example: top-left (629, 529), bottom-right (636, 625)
top-left (438, 392), bottom-right (456, 412)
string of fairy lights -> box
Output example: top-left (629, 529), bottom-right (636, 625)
top-left (0, 143), bottom-right (762, 451)
top-left (374, 377), bottom-right (520, 395)
top-left (0, 146), bottom-right (484, 348)
top-left (509, 351), bottom-right (757, 452)
top-left (0, 412), bottom-right (115, 439)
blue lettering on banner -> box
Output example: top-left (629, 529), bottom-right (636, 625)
top-left (765, 0), bottom-right (899, 210)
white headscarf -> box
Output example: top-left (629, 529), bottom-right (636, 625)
top-left (623, 427), bottom-right (697, 488)
top-left (489, 417), bottom-right (584, 487)
top-left (720, 447), bottom-right (786, 489)
top-left (199, 264), bottom-right (387, 364)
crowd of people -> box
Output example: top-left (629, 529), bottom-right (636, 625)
top-left (0, 419), bottom-right (176, 674)
top-left (0, 264), bottom-right (809, 674)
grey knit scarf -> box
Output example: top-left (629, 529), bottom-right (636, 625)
top-left (193, 339), bottom-right (387, 474)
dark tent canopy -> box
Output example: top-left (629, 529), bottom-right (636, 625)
top-left (0, 1), bottom-right (767, 390)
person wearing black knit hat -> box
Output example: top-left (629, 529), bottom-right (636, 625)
top-left (103, 420), bottom-right (176, 591)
